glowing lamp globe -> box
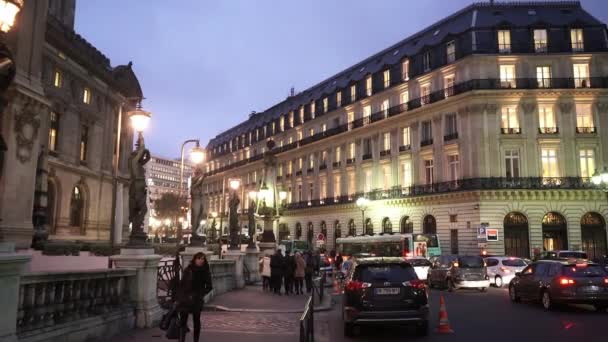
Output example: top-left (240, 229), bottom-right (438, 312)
top-left (0, 0), bottom-right (22, 33)
top-left (190, 145), bottom-right (205, 164)
top-left (128, 108), bottom-right (151, 133)
top-left (229, 178), bottom-right (241, 190)
top-left (279, 191), bottom-right (287, 201)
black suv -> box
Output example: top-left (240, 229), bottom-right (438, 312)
top-left (509, 259), bottom-right (608, 311)
top-left (341, 257), bottom-right (429, 336)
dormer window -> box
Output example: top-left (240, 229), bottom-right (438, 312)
top-left (383, 69), bottom-right (390, 88)
top-left (402, 59), bottom-right (409, 81)
top-left (570, 28), bottom-right (584, 52)
top-left (498, 30), bottom-right (511, 53)
top-left (534, 29), bottom-right (547, 52)
top-left (54, 69), bottom-right (62, 88)
top-left (311, 101), bottom-right (316, 119)
top-left (423, 52), bottom-right (431, 72)
top-left (323, 97), bottom-right (328, 113)
top-left (365, 75), bottom-right (372, 96)
top-left (446, 41), bottom-right (456, 63)
top-left (299, 106), bottom-right (305, 123)
top-left (350, 84), bottom-right (356, 102)
top-left (336, 91), bottom-right (342, 107)
top-left (83, 87), bottom-right (91, 104)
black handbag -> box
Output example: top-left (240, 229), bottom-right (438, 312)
top-left (159, 307), bottom-right (176, 331)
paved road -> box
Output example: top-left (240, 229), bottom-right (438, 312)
top-left (319, 287), bottom-right (607, 341)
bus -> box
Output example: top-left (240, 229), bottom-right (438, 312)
top-left (278, 240), bottom-right (310, 254)
top-left (336, 233), bottom-right (441, 259)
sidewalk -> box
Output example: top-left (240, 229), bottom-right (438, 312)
top-left (109, 285), bottom-right (333, 342)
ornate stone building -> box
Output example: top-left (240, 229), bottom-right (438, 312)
top-left (204, 1), bottom-right (608, 258)
top-left (0, 0), bottom-right (142, 248)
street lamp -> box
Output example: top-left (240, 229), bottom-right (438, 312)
top-left (0, 0), bottom-right (22, 33)
top-left (177, 139), bottom-right (205, 247)
top-left (356, 197), bottom-right (370, 236)
top-left (228, 178), bottom-right (241, 250)
top-left (592, 167), bottom-right (608, 189)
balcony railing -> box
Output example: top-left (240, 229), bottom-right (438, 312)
top-left (399, 144), bottom-right (411, 152)
top-left (296, 171), bottom-right (302, 176)
top-left (576, 126), bottom-right (596, 134)
top-left (380, 150), bottom-right (391, 157)
top-left (204, 76), bottom-right (608, 177)
top-left (501, 127), bottom-right (521, 134)
top-left (319, 164), bottom-right (327, 170)
top-left (444, 132), bottom-right (459, 141)
top-left (284, 177), bottom-right (595, 210)
top-left (539, 127), bottom-right (559, 134)
top-left (333, 161), bottom-right (341, 168)
top-left (498, 44), bottom-right (511, 53)
top-left (276, 176), bottom-right (282, 181)
top-left (346, 158), bottom-right (355, 165)
top-left (307, 168), bottom-right (314, 173)
top-left (285, 173), bottom-right (292, 178)
top-left (362, 153), bottom-right (372, 161)
top-left (421, 138), bottom-right (433, 147)
top-left (535, 43), bottom-right (548, 53)
top-left (572, 42), bottom-right (584, 52)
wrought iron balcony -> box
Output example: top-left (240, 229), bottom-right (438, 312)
top-left (307, 168), bottom-right (314, 173)
top-left (362, 153), bottom-right (372, 161)
top-left (333, 161), bottom-right (341, 168)
top-left (421, 138), bottom-right (433, 147)
top-left (296, 171), bottom-right (302, 176)
top-left (380, 150), bottom-right (391, 157)
top-left (346, 158), bottom-right (355, 165)
top-left (444, 132), bottom-right (459, 141)
top-left (501, 127), bottom-right (521, 135)
top-left (319, 164), bottom-right (327, 170)
top-left (576, 126), bottom-right (596, 134)
top-left (399, 145), bottom-right (411, 152)
top-left (538, 127), bottom-right (559, 134)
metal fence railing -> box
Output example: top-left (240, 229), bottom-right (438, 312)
top-left (299, 296), bottom-right (314, 342)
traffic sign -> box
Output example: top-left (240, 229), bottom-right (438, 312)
top-left (486, 229), bottom-right (498, 241)
top-left (317, 233), bottom-right (325, 241)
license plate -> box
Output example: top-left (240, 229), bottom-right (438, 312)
top-left (375, 288), bottom-right (400, 295)
top-left (578, 286), bottom-right (600, 294)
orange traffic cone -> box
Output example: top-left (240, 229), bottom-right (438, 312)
top-left (436, 295), bottom-right (454, 334)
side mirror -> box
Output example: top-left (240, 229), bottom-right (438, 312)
top-left (515, 272), bottom-right (522, 277)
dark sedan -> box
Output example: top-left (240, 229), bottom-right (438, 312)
top-left (342, 257), bottom-right (429, 337)
top-left (509, 259), bottom-right (608, 311)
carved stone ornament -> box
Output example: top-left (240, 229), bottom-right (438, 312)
top-left (521, 102), bottom-right (536, 114)
top-left (559, 102), bottom-right (573, 114)
top-left (13, 103), bottom-right (41, 163)
top-left (596, 102), bottom-right (608, 113)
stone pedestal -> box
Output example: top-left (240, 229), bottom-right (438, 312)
top-left (244, 249), bottom-right (261, 283)
top-left (258, 242), bottom-right (277, 256)
top-left (223, 250), bottom-right (245, 289)
top-left (182, 247), bottom-right (214, 265)
top-left (110, 248), bottom-right (162, 328)
top-left (0, 247), bottom-right (32, 342)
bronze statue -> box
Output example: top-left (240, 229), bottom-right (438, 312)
top-left (32, 146), bottom-right (49, 249)
top-left (228, 191), bottom-right (240, 249)
top-left (128, 136), bottom-right (151, 245)
top-left (189, 166), bottom-right (205, 244)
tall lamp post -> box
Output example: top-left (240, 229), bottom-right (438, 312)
top-left (176, 139), bottom-right (205, 246)
top-left (228, 178), bottom-right (241, 250)
top-left (356, 197), bottom-right (369, 236)
top-left (126, 105), bottom-right (152, 247)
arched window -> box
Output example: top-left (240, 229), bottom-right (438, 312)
top-left (422, 215), bottom-right (436, 234)
top-left (581, 212), bottom-right (607, 260)
top-left (542, 212), bottom-right (567, 251)
top-left (278, 223), bottom-right (290, 241)
top-left (295, 222), bottom-right (302, 239)
top-left (400, 216), bottom-right (413, 234)
top-left (365, 218), bottom-right (374, 235)
top-left (348, 219), bottom-right (356, 236)
top-left (334, 220), bottom-right (341, 239)
top-left (320, 221), bottom-right (327, 239)
top-left (382, 218), bottom-right (392, 234)
top-left (504, 212), bottom-right (529, 258)
top-left (307, 222), bottom-right (314, 246)
top-left (70, 186), bottom-right (84, 229)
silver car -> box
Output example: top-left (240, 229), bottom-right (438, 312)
top-left (485, 256), bottom-right (527, 288)
top-left (405, 257), bottom-right (432, 281)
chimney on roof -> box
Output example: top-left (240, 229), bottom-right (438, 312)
top-left (249, 111), bottom-right (257, 118)
top-left (290, 87), bottom-right (295, 97)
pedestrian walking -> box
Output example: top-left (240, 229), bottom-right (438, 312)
top-left (176, 252), bottom-right (213, 342)
top-left (304, 250), bottom-right (314, 294)
top-left (294, 252), bottom-right (306, 295)
top-left (270, 249), bottom-right (285, 295)
top-left (284, 251), bottom-right (296, 295)
top-left (260, 254), bottom-right (271, 291)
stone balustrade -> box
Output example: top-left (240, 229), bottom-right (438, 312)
top-left (208, 259), bottom-right (236, 297)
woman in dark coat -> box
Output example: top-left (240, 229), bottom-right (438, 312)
top-left (176, 252), bottom-right (213, 342)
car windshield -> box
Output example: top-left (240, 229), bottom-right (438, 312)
top-left (502, 259), bottom-right (526, 267)
top-left (562, 265), bottom-right (607, 277)
top-left (559, 252), bottom-right (588, 259)
top-left (458, 256), bottom-right (484, 268)
top-left (357, 264), bottom-right (417, 283)
top-left (407, 259), bottom-right (432, 267)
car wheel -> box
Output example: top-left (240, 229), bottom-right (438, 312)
top-left (479, 287), bottom-right (487, 292)
top-left (415, 321), bottom-right (429, 336)
top-left (495, 276), bottom-right (503, 288)
top-left (509, 284), bottom-right (520, 303)
top-left (447, 279), bottom-right (454, 292)
top-left (541, 291), bottom-right (555, 311)
top-left (344, 322), bottom-right (354, 337)
top-left (594, 305), bottom-right (608, 313)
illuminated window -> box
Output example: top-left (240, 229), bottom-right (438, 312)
top-left (534, 29), bottom-right (548, 52)
top-left (420, 84), bottom-right (431, 105)
top-left (80, 125), bottom-right (89, 162)
top-left (383, 132), bottom-right (391, 151)
top-left (538, 105), bottom-right (556, 133)
top-left (401, 160), bottom-right (412, 187)
top-left (320, 179), bottom-right (327, 200)
top-left (336, 91), bottom-right (342, 107)
top-left (49, 112), bottom-right (59, 152)
top-left (579, 149), bottom-right (595, 178)
top-left (311, 102), bottom-right (316, 119)
top-left (309, 154), bottom-right (314, 169)
top-left (576, 104), bottom-right (593, 129)
top-left (541, 148), bottom-right (559, 178)
top-left (381, 99), bottom-right (389, 116)
top-left (350, 85), bottom-right (357, 102)
top-left (536, 66), bottom-right (551, 88)
top-left (297, 131), bottom-right (303, 141)
top-left (349, 142), bottom-right (356, 159)
top-left (402, 127), bottom-right (410, 146)
top-left (54, 69), bottom-right (62, 88)
top-left (500, 65), bottom-right (516, 88)
top-left (334, 175), bottom-right (341, 198)
top-left (402, 59), bottom-right (410, 80)
top-left (444, 76), bottom-right (455, 97)
top-left (364, 169), bottom-right (373, 192)
top-left (323, 97), bottom-right (328, 113)
top-left (335, 146), bottom-right (341, 163)
top-left (382, 166), bottom-right (392, 190)
top-left (365, 75), bottom-right (372, 96)
top-left (383, 69), bottom-right (390, 88)
top-left (348, 172), bottom-right (356, 195)
top-left (573, 63), bottom-right (589, 88)
top-left (289, 111), bottom-right (294, 127)
top-left (424, 159), bottom-right (434, 184)
top-left (308, 128), bottom-right (314, 137)
top-left (400, 91), bottom-right (409, 105)
top-left (448, 154), bottom-right (459, 181)
top-left (322, 123), bottom-right (327, 132)
top-left (446, 41), bottom-right (456, 63)
top-left (363, 105), bottom-right (371, 120)
top-left (498, 30), bottom-right (511, 53)
top-left (570, 28), bottom-right (584, 51)
top-left (299, 106), bottom-right (305, 123)
top-left (83, 87), bottom-right (91, 104)
top-left (280, 116), bottom-right (285, 131)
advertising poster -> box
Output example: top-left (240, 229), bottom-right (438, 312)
top-left (414, 241), bottom-right (428, 257)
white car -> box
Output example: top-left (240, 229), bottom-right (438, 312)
top-left (405, 257), bottom-right (432, 281)
top-left (484, 256), bottom-right (527, 288)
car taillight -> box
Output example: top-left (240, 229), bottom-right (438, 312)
top-left (500, 267), bottom-right (511, 273)
top-left (345, 281), bottom-right (371, 291)
top-left (558, 277), bottom-right (576, 286)
top-left (604, 278), bottom-right (608, 285)
top-left (403, 279), bottom-right (426, 289)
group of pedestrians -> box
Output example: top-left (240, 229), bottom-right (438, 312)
top-left (260, 249), bottom-right (319, 295)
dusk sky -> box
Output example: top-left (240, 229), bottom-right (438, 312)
top-left (75, 0), bottom-right (608, 159)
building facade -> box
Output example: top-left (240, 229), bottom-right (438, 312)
top-left (146, 155), bottom-right (192, 205)
top-left (202, 1), bottom-right (608, 259)
top-left (0, 0), bottom-right (141, 247)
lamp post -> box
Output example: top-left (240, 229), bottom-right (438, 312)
top-left (356, 197), bottom-right (369, 236)
top-left (125, 104), bottom-right (152, 247)
top-left (177, 139), bottom-right (205, 246)
top-left (0, 0), bottom-right (23, 184)
top-left (228, 178), bottom-right (241, 250)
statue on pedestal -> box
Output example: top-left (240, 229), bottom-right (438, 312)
top-left (228, 191), bottom-right (240, 249)
top-left (190, 166), bottom-right (205, 245)
top-left (127, 135), bottom-right (150, 246)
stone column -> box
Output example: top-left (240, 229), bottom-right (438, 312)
top-left (223, 250), bottom-right (245, 288)
top-left (110, 249), bottom-right (162, 328)
top-left (0, 245), bottom-right (32, 342)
